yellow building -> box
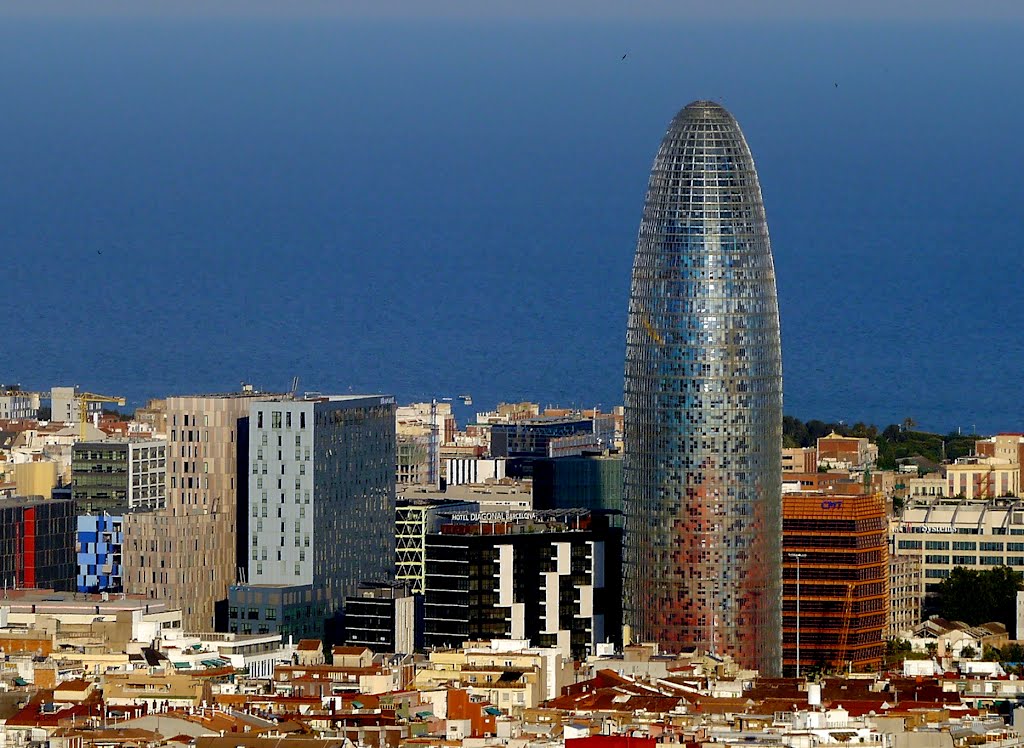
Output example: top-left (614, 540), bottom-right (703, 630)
top-left (14, 461), bottom-right (57, 497)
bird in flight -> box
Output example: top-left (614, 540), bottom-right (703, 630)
top-left (621, 53), bottom-right (628, 60)
top-left (834, 82), bottom-right (839, 88)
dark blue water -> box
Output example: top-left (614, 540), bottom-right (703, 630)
top-left (2, 17), bottom-right (1022, 433)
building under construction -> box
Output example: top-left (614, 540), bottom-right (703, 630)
top-left (782, 491), bottom-right (888, 675)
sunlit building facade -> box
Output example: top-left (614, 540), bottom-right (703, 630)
top-left (623, 100), bottom-right (783, 674)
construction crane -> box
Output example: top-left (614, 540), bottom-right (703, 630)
top-left (78, 393), bottom-right (126, 441)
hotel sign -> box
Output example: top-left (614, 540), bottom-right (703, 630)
top-left (448, 511), bottom-right (534, 523)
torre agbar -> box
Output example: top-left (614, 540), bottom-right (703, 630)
top-left (623, 101), bottom-right (783, 675)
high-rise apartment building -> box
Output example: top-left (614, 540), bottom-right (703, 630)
top-left (782, 492), bottom-right (888, 674)
top-left (623, 101), bottom-right (783, 674)
top-left (228, 395), bottom-right (396, 640)
top-left (123, 390), bottom-right (273, 629)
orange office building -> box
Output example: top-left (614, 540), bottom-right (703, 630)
top-left (782, 491), bottom-right (888, 675)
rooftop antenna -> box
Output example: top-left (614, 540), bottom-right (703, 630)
top-left (289, 376), bottom-right (299, 399)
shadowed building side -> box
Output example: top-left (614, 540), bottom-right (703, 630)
top-left (623, 100), bottom-right (783, 675)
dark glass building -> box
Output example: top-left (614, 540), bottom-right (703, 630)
top-left (532, 452), bottom-right (623, 514)
top-left (623, 101), bottom-right (783, 674)
top-left (0, 496), bottom-right (76, 591)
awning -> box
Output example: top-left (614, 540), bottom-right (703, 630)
top-left (484, 707), bottom-right (502, 716)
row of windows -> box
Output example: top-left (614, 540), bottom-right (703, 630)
top-left (256, 410), bottom-right (306, 430)
top-left (253, 562), bottom-right (304, 576)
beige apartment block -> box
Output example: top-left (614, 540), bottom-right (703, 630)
top-left (123, 391), bottom-right (277, 629)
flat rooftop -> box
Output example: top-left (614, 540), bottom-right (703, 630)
top-left (0, 589), bottom-right (171, 614)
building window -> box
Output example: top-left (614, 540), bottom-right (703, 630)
top-left (257, 411), bottom-right (263, 428)
top-left (286, 412), bottom-right (292, 428)
top-left (300, 412), bottom-right (306, 429)
top-left (295, 564), bottom-right (301, 576)
top-left (272, 411), bottom-right (282, 429)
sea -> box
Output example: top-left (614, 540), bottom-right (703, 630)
top-left (2, 15), bottom-right (1022, 434)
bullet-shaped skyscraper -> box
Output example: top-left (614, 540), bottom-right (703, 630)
top-left (624, 101), bottom-right (783, 675)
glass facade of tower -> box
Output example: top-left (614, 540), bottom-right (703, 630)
top-left (623, 101), bottom-right (783, 675)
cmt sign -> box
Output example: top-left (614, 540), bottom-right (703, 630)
top-left (820, 500), bottom-right (844, 510)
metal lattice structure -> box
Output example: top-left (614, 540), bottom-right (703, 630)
top-left (623, 100), bottom-right (783, 675)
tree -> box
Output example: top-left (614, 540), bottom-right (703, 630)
top-left (960, 645), bottom-right (977, 660)
top-left (925, 642), bottom-right (938, 658)
top-left (936, 566), bottom-right (1023, 627)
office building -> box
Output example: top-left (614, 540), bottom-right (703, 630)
top-left (0, 496), bottom-right (75, 590)
top-left (623, 101), bottom-right (783, 673)
top-left (783, 492), bottom-right (888, 674)
top-left (532, 451), bottom-right (622, 513)
top-left (226, 583), bottom-right (328, 640)
top-left (490, 416), bottom-right (615, 460)
top-left (893, 497), bottom-right (1024, 603)
top-left (343, 582), bottom-right (416, 654)
top-left (228, 395), bottom-right (396, 639)
top-left (71, 439), bottom-right (166, 513)
top-left (123, 389), bottom-right (275, 629)
top-left (423, 509), bottom-right (621, 659)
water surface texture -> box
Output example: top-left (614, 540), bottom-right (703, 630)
top-left (2, 17), bottom-right (1022, 432)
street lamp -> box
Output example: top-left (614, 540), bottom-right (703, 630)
top-left (789, 552), bottom-right (807, 678)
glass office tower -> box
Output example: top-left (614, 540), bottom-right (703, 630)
top-left (623, 101), bottom-right (783, 675)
